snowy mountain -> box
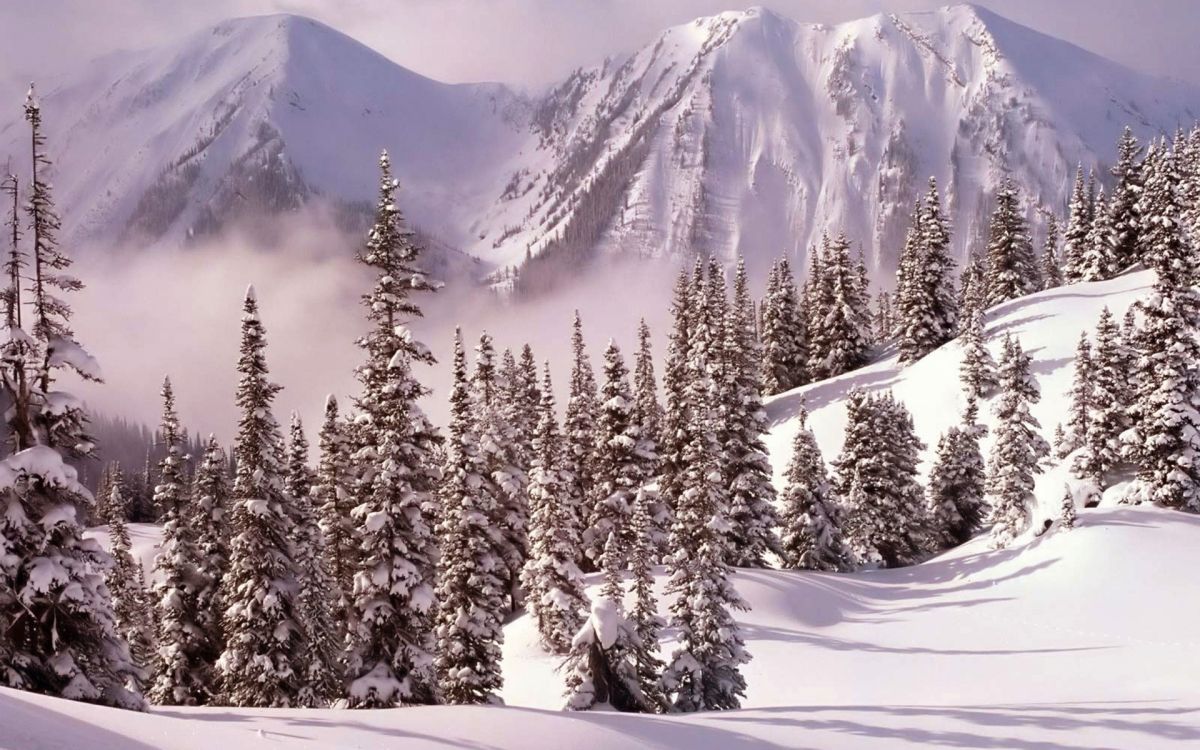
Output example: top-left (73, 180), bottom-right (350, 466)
top-left (0, 14), bottom-right (529, 259)
top-left (490, 4), bottom-right (1200, 289)
top-left (2, 5), bottom-right (1197, 288)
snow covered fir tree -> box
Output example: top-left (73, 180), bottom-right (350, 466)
top-left (5, 8), bottom-right (1200, 747)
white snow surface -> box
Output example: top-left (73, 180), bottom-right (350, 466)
top-left (35, 269), bottom-right (1200, 747)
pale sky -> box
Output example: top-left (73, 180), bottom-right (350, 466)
top-left (1, 0), bottom-right (1197, 96)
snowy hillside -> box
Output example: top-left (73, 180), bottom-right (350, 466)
top-left (3, 5), bottom-right (1197, 289)
top-left (476, 5), bottom-right (1199, 286)
top-left (23, 503), bottom-right (1200, 748)
top-left (50, 268), bottom-right (1200, 748)
top-left (0, 14), bottom-right (529, 250)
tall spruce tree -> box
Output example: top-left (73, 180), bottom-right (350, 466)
top-left (1109, 127), bottom-right (1145, 272)
top-left (563, 312), bottom-right (599, 569)
top-left (1062, 165), bottom-right (1092, 284)
top-left (105, 484), bottom-right (153, 688)
top-left (217, 288), bottom-right (304, 707)
top-left (760, 258), bottom-right (806, 393)
top-left (657, 271), bottom-right (695, 559)
top-left (627, 489), bottom-right (666, 710)
top-left (1040, 213), bottom-right (1063, 289)
top-left (150, 377), bottom-right (210, 705)
top-left (1058, 333), bottom-right (1094, 459)
top-left (899, 179), bottom-right (957, 362)
top-left (1080, 186), bottom-right (1118, 281)
top-left (584, 341), bottom-right (642, 567)
top-left (189, 435), bottom-right (229, 695)
top-left (1073, 308), bottom-right (1130, 488)
top-left (435, 330), bottom-right (505, 704)
top-left (779, 408), bottom-right (851, 571)
top-left (812, 233), bottom-right (872, 377)
top-left (343, 152), bottom-right (441, 707)
top-left (958, 307), bottom-right (997, 401)
top-left (1123, 144), bottom-right (1200, 510)
top-left (836, 391), bottom-right (928, 567)
top-left (521, 364), bottom-right (588, 655)
top-left (927, 399), bottom-right (988, 548)
top-left (985, 178), bottom-right (1038, 305)
top-left (722, 258), bottom-right (781, 566)
top-left (987, 335), bottom-right (1049, 548)
top-left (312, 396), bottom-right (354, 636)
top-left (0, 84), bottom-right (142, 709)
top-left (633, 319), bottom-right (668, 553)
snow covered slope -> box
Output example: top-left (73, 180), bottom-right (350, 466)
top-left (48, 269), bottom-right (1200, 748)
top-left (483, 5), bottom-right (1200, 286)
top-left (3, 6), bottom-right (1196, 289)
top-left (0, 14), bottom-right (529, 251)
top-left (31, 504), bottom-right (1200, 748)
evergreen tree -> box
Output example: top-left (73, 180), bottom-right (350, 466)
top-left (1059, 485), bottom-right (1078, 530)
top-left (657, 272), bottom-right (694, 558)
top-left (511, 345), bottom-right (542, 470)
top-left (521, 365), bottom-right (588, 655)
top-left (471, 333), bottom-right (528, 611)
top-left (660, 304), bottom-right (750, 712)
top-left (874, 290), bottom-right (893, 342)
top-left (313, 396), bottom-right (354, 636)
top-left (1058, 333), bottom-right (1093, 459)
top-left (633, 319), bottom-right (668, 553)
top-left (778, 408), bottom-right (851, 571)
top-left (1062, 165), bottom-right (1092, 284)
top-left (812, 233), bottom-right (871, 378)
top-left (958, 307), bottom-right (997, 401)
top-left (286, 415), bottom-right (339, 707)
top-left (956, 251), bottom-right (988, 331)
top-left (216, 289), bottom-right (304, 708)
top-left (105, 483), bottom-right (153, 687)
top-left (584, 341), bottom-right (642, 567)
top-left (987, 335), bottom-right (1050, 548)
top-left (894, 201), bottom-right (924, 354)
top-left (1080, 186), bottom-right (1118, 281)
top-left (0, 84), bottom-right (142, 709)
top-left (985, 178), bottom-right (1038, 305)
top-left (1123, 145), bottom-right (1200, 511)
top-left (1040, 213), bottom-right (1063, 289)
top-left (435, 331), bottom-right (505, 704)
top-left (1073, 308), bottom-right (1130, 488)
top-left (627, 489), bottom-right (666, 710)
top-left (343, 153), bottom-right (441, 708)
top-left (899, 179), bottom-right (958, 363)
top-left (150, 377), bottom-right (210, 706)
top-left (722, 258), bottom-right (781, 567)
top-left (927, 399), bottom-right (988, 548)
top-left (563, 312), bottom-right (599, 569)
top-left (189, 435), bottom-right (229, 696)
top-left (760, 258), bottom-right (806, 393)
top-left (835, 391), bottom-right (928, 567)
top-left (1109, 126), bottom-right (1145, 271)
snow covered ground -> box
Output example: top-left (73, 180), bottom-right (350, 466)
top-left (17, 269), bottom-right (1199, 748)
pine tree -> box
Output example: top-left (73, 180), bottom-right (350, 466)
top-left (1080, 186), bottom-right (1118, 281)
top-left (583, 341), bottom-right (641, 567)
top-left (760, 258), bottom-right (806, 393)
top-left (1073, 308), bottom-right (1130, 488)
top-left (286, 415), bottom-right (339, 707)
top-left (958, 307), bottom-right (997, 401)
top-left (874, 290), bottom-right (893, 342)
top-left (657, 272), bottom-right (694, 559)
top-left (1059, 485), bottom-right (1078, 530)
top-left (987, 335), bottom-right (1050, 548)
top-left (722, 258), bottom-right (781, 566)
top-left (1109, 126), bottom-right (1144, 271)
top-left (435, 330), bottom-right (505, 704)
top-left (1062, 165), bottom-right (1092, 284)
top-left (927, 399), bottom-right (988, 548)
top-left (1040, 213), bottom-right (1063, 289)
top-left (812, 233), bottom-right (872, 377)
top-left (471, 333), bottom-right (528, 611)
top-left (521, 364), bottom-right (588, 655)
top-left (985, 178), bottom-right (1038, 305)
top-left (956, 251), bottom-right (988, 330)
top-left (836, 391), bottom-right (928, 567)
top-left (189, 435), bottom-right (228, 696)
top-left (563, 312), bottom-right (599, 569)
top-left (312, 396), bottom-right (354, 636)
top-left (105, 483), bottom-right (153, 687)
top-left (899, 179), bottom-right (958, 363)
top-left (633, 319), bottom-right (668, 553)
top-left (894, 201), bottom-right (924, 354)
top-left (627, 489), bottom-right (666, 710)
top-left (343, 152), bottom-right (441, 707)
top-left (660, 303), bottom-right (750, 712)
top-left (1123, 144), bottom-right (1200, 511)
top-left (150, 377), bottom-right (211, 706)
top-left (1058, 333), bottom-right (1094, 459)
top-left (511, 344), bottom-right (542, 470)
top-left (216, 289), bottom-right (304, 708)
top-left (778, 408), bottom-right (851, 571)
top-left (0, 85), bottom-right (141, 709)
